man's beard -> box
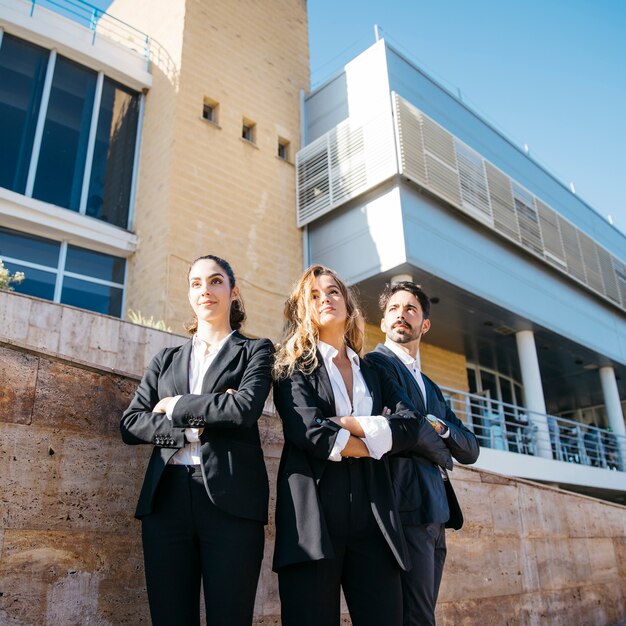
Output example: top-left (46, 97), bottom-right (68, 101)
top-left (390, 322), bottom-right (421, 344)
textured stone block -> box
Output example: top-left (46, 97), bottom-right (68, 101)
top-left (0, 347), bottom-right (38, 425)
top-left (0, 530), bottom-right (148, 625)
top-left (0, 422), bottom-right (150, 533)
top-left (0, 292), bottom-right (31, 343)
top-left (439, 536), bottom-right (525, 601)
top-left (31, 357), bottom-right (135, 437)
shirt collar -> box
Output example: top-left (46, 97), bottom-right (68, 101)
top-left (193, 330), bottom-right (233, 355)
top-left (384, 338), bottom-right (420, 370)
top-left (318, 340), bottom-right (360, 367)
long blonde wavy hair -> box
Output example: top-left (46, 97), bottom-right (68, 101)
top-left (273, 265), bottom-right (365, 379)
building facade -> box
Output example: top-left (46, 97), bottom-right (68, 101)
top-left (297, 39), bottom-right (626, 501)
top-left (1, 2), bottom-right (625, 502)
top-left (0, 0), bottom-right (308, 340)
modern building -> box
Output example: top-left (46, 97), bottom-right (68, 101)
top-left (297, 39), bottom-right (626, 501)
top-left (1, 1), bottom-right (625, 503)
top-left (0, 0), bottom-right (308, 340)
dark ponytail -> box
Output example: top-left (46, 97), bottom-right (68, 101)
top-left (184, 255), bottom-right (246, 334)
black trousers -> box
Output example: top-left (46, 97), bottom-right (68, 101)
top-left (401, 523), bottom-right (447, 626)
top-left (141, 465), bottom-right (264, 626)
top-left (278, 459), bottom-right (402, 626)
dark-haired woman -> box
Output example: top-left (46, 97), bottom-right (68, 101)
top-left (272, 265), bottom-right (452, 626)
top-left (121, 255), bottom-right (273, 626)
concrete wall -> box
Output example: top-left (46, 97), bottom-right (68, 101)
top-left (1, 296), bottom-right (625, 625)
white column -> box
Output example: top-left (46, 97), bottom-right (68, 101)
top-left (516, 330), bottom-right (552, 459)
top-left (599, 367), bottom-right (625, 435)
top-left (599, 366), bottom-right (626, 468)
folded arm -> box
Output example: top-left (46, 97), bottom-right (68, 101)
top-left (120, 350), bottom-right (186, 448)
top-left (170, 339), bottom-right (274, 430)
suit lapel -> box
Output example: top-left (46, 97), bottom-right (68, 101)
top-left (171, 340), bottom-right (193, 395)
top-left (377, 344), bottom-right (426, 413)
top-left (360, 358), bottom-right (381, 413)
top-left (422, 375), bottom-right (439, 414)
top-left (201, 331), bottom-right (246, 393)
top-left (310, 353), bottom-right (336, 417)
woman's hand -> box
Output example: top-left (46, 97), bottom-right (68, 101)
top-left (340, 435), bottom-right (370, 457)
top-left (330, 416), bottom-right (365, 437)
top-left (225, 388), bottom-right (237, 395)
top-left (153, 397), bottom-right (174, 413)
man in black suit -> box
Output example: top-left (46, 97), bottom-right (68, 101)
top-left (365, 281), bottom-right (479, 626)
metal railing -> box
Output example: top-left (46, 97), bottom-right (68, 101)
top-left (441, 386), bottom-right (625, 472)
top-left (25, 0), bottom-right (151, 68)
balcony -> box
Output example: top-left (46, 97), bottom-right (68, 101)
top-left (443, 386), bottom-right (626, 501)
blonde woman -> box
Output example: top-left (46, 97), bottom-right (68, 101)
top-left (121, 255), bottom-right (273, 626)
top-left (272, 265), bottom-right (452, 626)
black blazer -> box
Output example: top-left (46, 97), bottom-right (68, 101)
top-left (366, 345), bottom-right (480, 529)
top-left (120, 331), bottom-right (274, 523)
top-left (272, 352), bottom-right (452, 572)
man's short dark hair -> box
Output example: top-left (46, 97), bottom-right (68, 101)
top-left (378, 281), bottom-right (431, 319)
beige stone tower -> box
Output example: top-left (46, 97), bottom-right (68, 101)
top-left (107, 0), bottom-right (308, 340)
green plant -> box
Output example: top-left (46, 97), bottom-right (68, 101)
top-left (127, 308), bottom-right (172, 332)
top-left (0, 259), bottom-right (25, 292)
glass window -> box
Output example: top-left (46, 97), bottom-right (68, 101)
top-left (480, 371), bottom-right (498, 399)
top-left (65, 245), bottom-right (125, 283)
top-left (0, 227), bottom-right (60, 267)
top-left (0, 34), bottom-right (48, 194)
top-left (466, 367), bottom-right (477, 394)
top-left (86, 78), bottom-right (139, 227)
top-left (61, 276), bottom-right (123, 317)
top-left (3, 260), bottom-right (56, 300)
top-left (0, 227), bottom-right (125, 317)
top-left (499, 378), bottom-right (514, 406)
top-left (32, 55), bottom-right (97, 211)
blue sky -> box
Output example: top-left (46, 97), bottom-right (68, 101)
top-left (308, 0), bottom-right (626, 237)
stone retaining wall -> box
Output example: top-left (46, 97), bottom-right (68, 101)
top-left (0, 295), bottom-right (624, 625)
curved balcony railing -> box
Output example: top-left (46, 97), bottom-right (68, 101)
top-left (441, 386), bottom-right (625, 472)
top-left (22, 0), bottom-right (151, 66)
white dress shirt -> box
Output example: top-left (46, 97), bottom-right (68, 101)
top-left (384, 339), bottom-right (427, 409)
top-left (384, 339), bottom-right (450, 439)
top-left (318, 341), bottom-right (392, 461)
top-left (166, 332), bottom-right (233, 465)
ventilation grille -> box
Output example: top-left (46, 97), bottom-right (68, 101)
top-left (393, 92), bottom-right (626, 313)
top-left (296, 114), bottom-right (397, 227)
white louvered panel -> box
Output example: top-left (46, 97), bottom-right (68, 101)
top-left (328, 124), bottom-right (367, 205)
top-left (558, 217), bottom-right (587, 282)
top-left (613, 259), bottom-right (626, 307)
top-left (424, 153), bottom-right (462, 207)
top-left (361, 113), bottom-right (399, 192)
top-left (296, 139), bottom-right (331, 226)
top-left (597, 247), bottom-right (621, 303)
top-left (296, 114), bottom-right (397, 227)
top-left (394, 95), bottom-right (427, 185)
top-left (512, 183), bottom-right (543, 255)
top-left (454, 140), bottom-right (492, 223)
top-left (422, 115), bottom-right (457, 168)
top-left (578, 233), bottom-right (605, 293)
top-left (536, 200), bottom-right (566, 267)
top-left (389, 95), bottom-right (625, 313)
top-left (485, 162), bottom-right (519, 242)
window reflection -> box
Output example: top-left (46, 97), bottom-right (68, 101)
top-left (65, 245), bottom-right (125, 283)
top-left (0, 35), bottom-right (48, 193)
top-left (3, 260), bottom-right (56, 300)
top-left (32, 56), bottom-right (97, 210)
top-left (87, 78), bottom-right (139, 227)
top-left (61, 276), bottom-right (123, 317)
top-left (0, 227), bottom-right (125, 318)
